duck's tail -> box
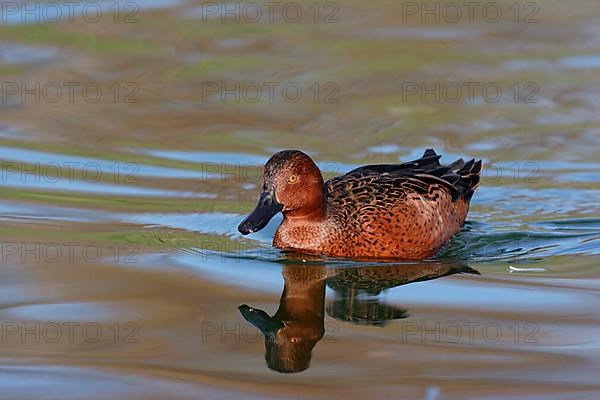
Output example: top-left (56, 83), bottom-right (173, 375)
top-left (423, 149), bottom-right (483, 203)
top-left (454, 158), bottom-right (483, 202)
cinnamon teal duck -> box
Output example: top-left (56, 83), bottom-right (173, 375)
top-left (238, 149), bottom-right (482, 260)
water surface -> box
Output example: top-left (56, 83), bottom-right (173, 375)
top-left (0, 0), bottom-right (599, 399)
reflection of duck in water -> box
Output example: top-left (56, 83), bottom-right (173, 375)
top-left (327, 263), bottom-right (479, 326)
top-left (240, 265), bottom-right (326, 373)
top-left (239, 262), bottom-right (478, 373)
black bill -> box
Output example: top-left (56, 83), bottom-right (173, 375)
top-left (238, 191), bottom-right (283, 235)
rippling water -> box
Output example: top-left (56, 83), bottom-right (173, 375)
top-left (0, 0), bottom-right (599, 399)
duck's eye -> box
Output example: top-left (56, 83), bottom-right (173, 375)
top-left (288, 175), bottom-right (298, 184)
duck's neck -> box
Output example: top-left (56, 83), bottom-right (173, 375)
top-left (274, 204), bottom-right (328, 251)
top-left (284, 204), bottom-right (326, 221)
top-left (284, 185), bottom-right (327, 220)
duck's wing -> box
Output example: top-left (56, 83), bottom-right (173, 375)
top-left (325, 149), bottom-right (482, 204)
top-left (344, 148), bottom-right (443, 176)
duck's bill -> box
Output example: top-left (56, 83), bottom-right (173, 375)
top-left (238, 191), bottom-right (283, 235)
top-left (238, 304), bottom-right (284, 336)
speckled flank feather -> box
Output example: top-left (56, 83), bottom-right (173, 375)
top-left (264, 149), bottom-right (482, 259)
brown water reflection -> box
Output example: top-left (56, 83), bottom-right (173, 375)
top-left (240, 265), bottom-right (327, 373)
top-left (240, 262), bottom-right (478, 373)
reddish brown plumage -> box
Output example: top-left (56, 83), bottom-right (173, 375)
top-left (241, 149), bottom-right (482, 260)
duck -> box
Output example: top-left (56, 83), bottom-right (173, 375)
top-left (238, 149), bottom-right (482, 260)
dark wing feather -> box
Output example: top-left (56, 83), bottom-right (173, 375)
top-left (326, 149), bottom-right (482, 203)
top-left (345, 148), bottom-right (442, 176)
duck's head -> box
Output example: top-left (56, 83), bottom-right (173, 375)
top-left (238, 150), bottom-right (325, 235)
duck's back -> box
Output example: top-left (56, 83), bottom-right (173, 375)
top-left (323, 149), bottom-right (482, 259)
